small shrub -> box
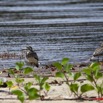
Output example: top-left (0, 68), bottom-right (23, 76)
top-left (8, 62), bottom-right (50, 103)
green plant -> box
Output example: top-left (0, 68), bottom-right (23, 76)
top-left (34, 74), bottom-right (51, 99)
top-left (83, 62), bottom-right (103, 97)
top-left (15, 62), bottom-right (24, 71)
top-left (6, 59), bottom-right (103, 102)
top-left (0, 79), bottom-right (3, 85)
top-left (6, 81), bottom-right (13, 92)
top-left (53, 58), bottom-right (95, 98)
top-left (8, 62), bottom-right (24, 77)
top-left (8, 61), bottom-right (50, 103)
top-left (12, 89), bottom-right (25, 103)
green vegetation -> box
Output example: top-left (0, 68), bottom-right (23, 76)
top-left (7, 62), bottom-right (50, 103)
top-left (83, 62), bottom-right (103, 97)
top-left (6, 58), bottom-right (103, 103)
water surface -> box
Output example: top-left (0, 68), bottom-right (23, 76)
top-left (0, 0), bottom-right (103, 68)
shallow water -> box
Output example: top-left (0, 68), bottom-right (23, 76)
top-left (0, 0), bottom-right (103, 68)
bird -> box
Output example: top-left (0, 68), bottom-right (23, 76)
top-left (25, 46), bottom-right (39, 67)
top-left (90, 43), bottom-right (103, 65)
top-left (92, 43), bottom-right (103, 57)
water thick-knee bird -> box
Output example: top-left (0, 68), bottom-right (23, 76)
top-left (90, 43), bottom-right (103, 64)
top-left (24, 46), bottom-right (39, 67)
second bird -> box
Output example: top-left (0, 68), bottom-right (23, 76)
top-left (90, 43), bottom-right (103, 63)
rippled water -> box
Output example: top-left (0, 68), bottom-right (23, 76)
top-left (0, 0), bottom-right (103, 68)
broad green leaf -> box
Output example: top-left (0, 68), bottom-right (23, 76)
top-left (28, 87), bottom-right (38, 93)
top-left (86, 75), bottom-right (94, 82)
top-left (70, 83), bottom-right (79, 93)
top-left (56, 72), bottom-right (64, 78)
top-left (90, 62), bottom-right (100, 76)
top-left (18, 94), bottom-right (25, 103)
top-left (74, 72), bottom-right (81, 81)
top-left (28, 93), bottom-right (39, 100)
top-left (81, 84), bottom-right (94, 93)
top-left (64, 64), bottom-right (73, 72)
top-left (24, 82), bottom-right (32, 92)
top-left (92, 65), bottom-right (100, 72)
top-left (61, 58), bottom-right (69, 66)
top-left (16, 78), bottom-right (24, 84)
top-left (28, 88), bottom-right (39, 100)
top-left (15, 62), bottom-right (24, 70)
top-left (7, 81), bottom-right (13, 88)
top-left (93, 69), bottom-right (99, 78)
top-left (12, 90), bottom-right (25, 103)
top-left (96, 85), bottom-right (103, 94)
top-left (39, 77), bottom-right (48, 90)
top-left (83, 68), bottom-right (91, 75)
top-left (34, 75), bottom-right (41, 83)
top-left (53, 62), bottom-right (62, 70)
top-left (12, 89), bottom-right (23, 95)
top-left (41, 77), bottom-right (48, 84)
top-left (90, 62), bottom-right (100, 69)
top-left (15, 65), bottom-right (20, 71)
top-left (0, 80), bottom-right (3, 85)
top-left (90, 63), bottom-right (100, 76)
top-left (95, 72), bottom-right (103, 79)
top-left (8, 69), bottom-right (15, 75)
top-left (23, 67), bottom-right (33, 74)
top-left (44, 82), bottom-right (51, 91)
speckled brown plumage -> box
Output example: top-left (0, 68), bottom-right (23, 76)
top-left (26, 46), bottom-right (39, 67)
top-left (90, 43), bottom-right (103, 62)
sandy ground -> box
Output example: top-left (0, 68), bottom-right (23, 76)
top-left (0, 77), bottom-right (102, 103)
top-left (0, 100), bottom-right (100, 103)
top-left (0, 65), bottom-right (103, 103)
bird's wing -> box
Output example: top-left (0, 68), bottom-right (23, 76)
top-left (27, 57), bottom-right (38, 63)
top-left (26, 51), bottom-right (39, 60)
top-left (93, 47), bottom-right (103, 56)
top-left (32, 52), bottom-right (39, 60)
